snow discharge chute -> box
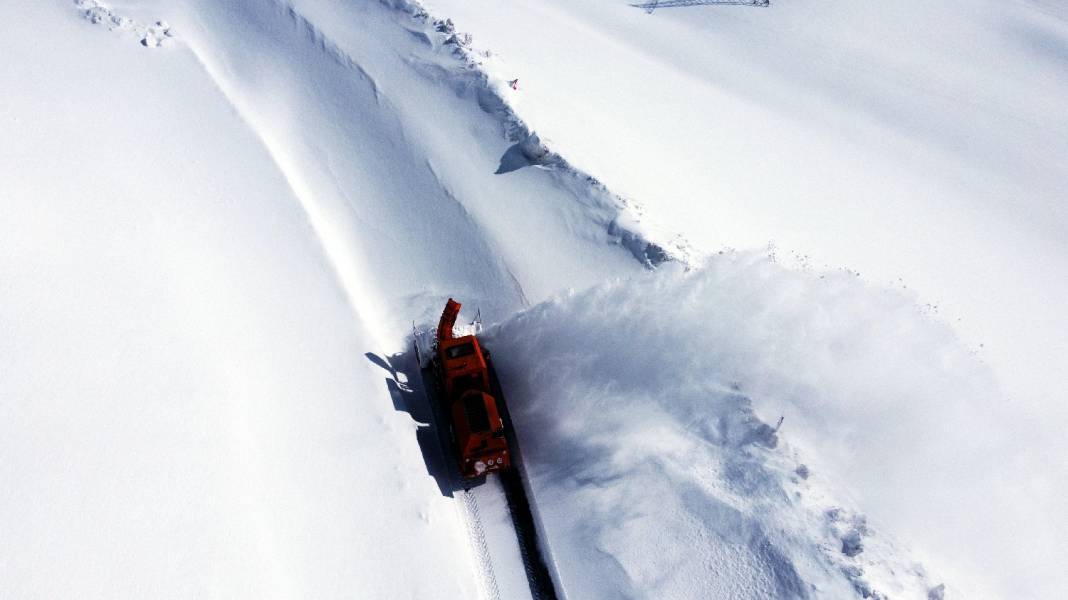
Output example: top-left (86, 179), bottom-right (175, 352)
top-left (437, 298), bottom-right (462, 342)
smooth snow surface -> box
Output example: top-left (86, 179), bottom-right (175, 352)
top-left (2, 0), bottom-right (1064, 598)
top-left (1, 2), bottom-right (478, 597)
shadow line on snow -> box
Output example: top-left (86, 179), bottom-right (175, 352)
top-left (494, 142), bottom-right (534, 174)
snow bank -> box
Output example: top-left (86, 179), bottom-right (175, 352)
top-left (0, 2), bottom-right (481, 596)
top-left (171, 0), bottom-right (661, 340)
top-left (380, 0), bottom-right (685, 266)
top-left (485, 253), bottom-right (1049, 598)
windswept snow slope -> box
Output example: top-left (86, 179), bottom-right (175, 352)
top-left (0, 2), bottom-right (480, 597)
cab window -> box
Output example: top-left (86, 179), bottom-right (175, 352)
top-left (446, 343), bottom-right (475, 359)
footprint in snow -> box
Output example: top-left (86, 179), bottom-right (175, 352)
top-left (74, 0), bottom-right (175, 48)
top-left (140, 21), bottom-right (175, 48)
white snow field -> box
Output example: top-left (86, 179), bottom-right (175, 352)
top-left (1, 2), bottom-right (481, 597)
top-left (1, 0), bottom-right (1063, 599)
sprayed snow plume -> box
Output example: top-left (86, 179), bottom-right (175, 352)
top-left (484, 252), bottom-right (1042, 598)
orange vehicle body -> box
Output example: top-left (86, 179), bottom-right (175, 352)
top-left (436, 299), bottom-right (511, 479)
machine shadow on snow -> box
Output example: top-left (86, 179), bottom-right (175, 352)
top-left (364, 350), bottom-right (482, 498)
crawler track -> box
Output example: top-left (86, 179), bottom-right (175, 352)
top-left (489, 358), bottom-right (559, 600)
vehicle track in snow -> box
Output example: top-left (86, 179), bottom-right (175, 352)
top-left (498, 472), bottom-right (555, 600)
top-left (458, 490), bottom-right (503, 600)
top-left (494, 371), bottom-right (560, 600)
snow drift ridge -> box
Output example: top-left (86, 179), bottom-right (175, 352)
top-left (384, 0), bottom-right (685, 268)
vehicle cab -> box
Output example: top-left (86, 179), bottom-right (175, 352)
top-left (438, 335), bottom-right (510, 478)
